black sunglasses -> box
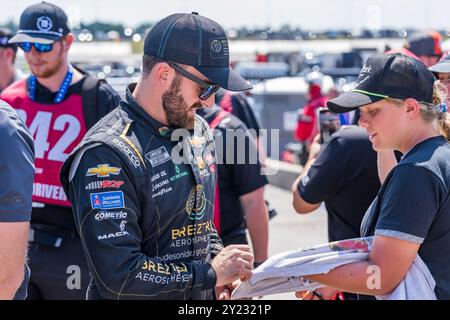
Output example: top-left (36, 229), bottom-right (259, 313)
top-left (153, 58), bottom-right (220, 100)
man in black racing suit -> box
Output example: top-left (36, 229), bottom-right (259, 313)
top-left (60, 12), bottom-right (254, 300)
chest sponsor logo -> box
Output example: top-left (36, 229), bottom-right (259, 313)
top-left (112, 138), bottom-right (141, 168)
top-left (90, 191), bottom-right (124, 209)
top-left (85, 180), bottom-right (125, 190)
top-left (86, 164), bottom-right (121, 178)
top-left (97, 220), bottom-right (129, 240)
top-left (186, 185), bottom-right (207, 221)
top-left (159, 127), bottom-right (170, 136)
top-left (94, 211), bottom-right (128, 221)
top-left (146, 146), bottom-right (171, 167)
top-left (170, 165), bottom-right (189, 182)
top-left (151, 170), bottom-right (167, 182)
top-left (152, 179), bottom-right (170, 192)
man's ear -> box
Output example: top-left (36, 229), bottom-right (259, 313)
top-left (154, 62), bottom-right (173, 88)
top-left (62, 33), bottom-right (74, 53)
top-left (404, 98), bottom-right (421, 119)
top-left (4, 47), bottom-right (15, 63)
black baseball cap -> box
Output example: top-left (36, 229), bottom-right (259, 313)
top-left (9, 2), bottom-right (70, 45)
top-left (144, 12), bottom-right (252, 92)
top-left (429, 51), bottom-right (450, 75)
top-left (406, 31), bottom-right (442, 57)
top-left (327, 53), bottom-right (436, 113)
top-left (0, 28), bottom-right (17, 51)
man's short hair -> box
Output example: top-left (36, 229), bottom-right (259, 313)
top-left (141, 54), bottom-right (159, 78)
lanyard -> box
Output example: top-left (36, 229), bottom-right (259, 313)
top-left (28, 66), bottom-right (74, 104)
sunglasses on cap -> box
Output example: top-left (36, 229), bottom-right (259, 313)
top-left (18, 42), bottom-right (53, 53)
top-left (153, 57), bottom-right (220, 100)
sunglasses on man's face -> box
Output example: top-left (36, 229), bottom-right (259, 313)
top-left (18, 42), bottom-right (53, 53)
top-left (166, 61), bottom-right (220, 100)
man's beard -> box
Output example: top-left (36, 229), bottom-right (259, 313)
top-left (162, 74), bottom-right (202, 129)
top-left (29, 46), bottom-right (64, 78)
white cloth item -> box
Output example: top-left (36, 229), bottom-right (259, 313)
top-left (231, 237), bottom-right (436, 300)
top-left (376, 254), bottom-right (436, 300)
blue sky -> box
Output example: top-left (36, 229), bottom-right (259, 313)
top-left (1, 0), bottom-right (449, 31)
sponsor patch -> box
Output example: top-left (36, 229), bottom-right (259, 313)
top-left (86, 164), bottom-right (121, 178)
top-left (112, 138), bottom-right (141, 168)
top-left (97, 220), bottom-right (129, 240)
top-left (301, 175), bottom-right (310, 187)
top-left (186, 185), bottom-right (206, 221)
top-left (85, 180), bottom-right (125, 190)
top-left (169, 165), bottom-right (189, 182)
top-left (90, 191), bottom-right (124, 209)
top-left (95, 211), bottom-right (128, 221)
top-left (145, 146), bottom-right (171, 168)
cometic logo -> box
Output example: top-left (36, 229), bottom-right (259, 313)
top-left (95, 211), bottom-right (128, 221)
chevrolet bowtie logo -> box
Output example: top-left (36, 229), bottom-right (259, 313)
top-left (86, 164), bottom-right (121, 178)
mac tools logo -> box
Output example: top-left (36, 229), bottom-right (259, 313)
top-left (37, 16), bottom-right (53, 31)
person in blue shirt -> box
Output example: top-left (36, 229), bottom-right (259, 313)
top-left (0, 100), bottom-right (34, 299)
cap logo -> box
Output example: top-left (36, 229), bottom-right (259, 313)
top-left (360, 64), bottom-right (372, 74)
top-left (210, 40), bottom-right (222, 53)
top-left (37, 16), bottom-right (53, 31)
top-left (356, 64), bottom-right (373, 87)
top-left (209, 38), bottom-right (229, 59)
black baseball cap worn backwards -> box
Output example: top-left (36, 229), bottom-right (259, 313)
top-left (9, 1), bottom-right (70, 45)
top-left (327, 53), bottom-right (436, 113)
top-left (144, 12), bottom-right (252, 92)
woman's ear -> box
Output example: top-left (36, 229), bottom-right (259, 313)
top-left (404, 98), bottom-right (421, 119)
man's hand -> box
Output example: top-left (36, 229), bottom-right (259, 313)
top-left (295, 287), bottom-right (340, 300)
top-left (212, 245), bottom-right (254, 287)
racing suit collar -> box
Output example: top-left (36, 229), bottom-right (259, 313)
top-left (125, 83), bottom-right (189, 139)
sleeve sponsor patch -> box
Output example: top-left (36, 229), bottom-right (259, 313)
top-left (86, 164), bottom-right (121, 178)
top-left (90, 191), bottom-right (125, 209)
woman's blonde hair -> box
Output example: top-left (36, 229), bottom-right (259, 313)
top-left (388, 81), bottom-right (450, 141)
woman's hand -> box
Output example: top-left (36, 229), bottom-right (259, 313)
top-left (295, 287), bottom-right (340, 300)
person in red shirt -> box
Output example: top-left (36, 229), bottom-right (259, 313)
top-left (294, 74), bottom-right (328, 164)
